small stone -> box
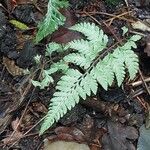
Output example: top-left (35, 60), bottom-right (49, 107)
top-left (44, 140), bottom-right (90, 150)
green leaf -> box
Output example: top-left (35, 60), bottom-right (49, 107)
top-left (46, 42), bottom-right (63, 56)
top-left (124, 50), bottom-right (139, 79)
top-left (64, 53), bottom-right (91, 69)
top-left (130, 35), bottom-right (142, 42)
top-left (9, 20), bottom-right (29, 30)
top-left (121, 26), bottom-right (128, 36)
top-left (36, 0), bottom-right (69, 43)
top-left (31, 72), bottom-right (54, 89)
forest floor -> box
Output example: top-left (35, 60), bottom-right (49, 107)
top-left (0, 0), bottom-right (150, 150)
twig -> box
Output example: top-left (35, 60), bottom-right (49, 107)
top-left (8, 65), bottom-right (47, 148)
top-left (105, 11), bottom-right (134, 25)
top-left (139, 69), bottom-right (150, 95)
top-left (8, 117), bottom-right (46, 149)
top-left (129, 30), bottom-right (146, 37)
top-left (132, 77), bottom-right (150, 87)
top-left (77, 11), bottom-right (134, 24)
top-left (124, 0), bottom-right (129, 7)
top-left (130, 86), bottom-right (150, 98)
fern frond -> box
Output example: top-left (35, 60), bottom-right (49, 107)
top-left (65, 23), bottom-right (108, 67)
top-left (90, 66), bottom-right (108, 90)
top-left (111, 48), bottom-right (125, 86)
top-left (40, 68), bottom-right (99, 134)
top-left (32, 70), bottom-right (54, 89)
top-left (101, 54), bottom-right (114, 86)
top-left (38, 22), bottom-right (141, 134)
top-left (36, 0), bottom-right (69, 43)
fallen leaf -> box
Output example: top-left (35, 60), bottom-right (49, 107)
top-left (9, 19), bottom-right (29, 30)
top-left (51, 9), bottom-right (82, 44)
top-left (55, 126), bottom-right (85, 142)
top-left (131, 20), bottom-right (150, 32)
top-left (102, 121), bottom-right (138, 150)
top-left (137, 124), bottom-right (150, 150)
top-left (3, 57), bottom-right (27, 76)
top-left (32, 102), bottom-right (48, 113)
top-left (2, 118), bottom-right (23, 145)
top-left (144, 35), bottom-right (150, 57)
top-left (11, 117), bottom-right (20, 131)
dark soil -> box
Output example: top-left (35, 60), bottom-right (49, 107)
top-left (0, 0), bottom-right (150, 150)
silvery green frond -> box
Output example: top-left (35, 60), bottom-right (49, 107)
top-left (39, 22), bottom-right (141, 134)
top-left (36, 0), bottom-right (69, 43)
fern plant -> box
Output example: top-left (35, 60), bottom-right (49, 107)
top-left (33, 22), bottom-right (141, 134)
top-left (35, 0), bottom-right (69, 43)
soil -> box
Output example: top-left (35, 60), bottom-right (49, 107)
top-left (0, 0), bottom-right (150, 150)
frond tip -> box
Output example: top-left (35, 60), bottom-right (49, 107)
top-left (35, 0), bottom-right (69, 43)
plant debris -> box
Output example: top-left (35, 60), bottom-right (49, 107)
top-left (0, 0), bottom-right (150, 149)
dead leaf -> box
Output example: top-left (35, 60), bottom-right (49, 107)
top-left (137, 124), bottom-right (150, 150)
top-left (16, 30), bottom-right (34, 50)
top-left (55, 126), bottom-right (85, 142)
top-left (2, 118), bottom-right (23, 145)
top-left (144, 35), bottom-right (150, 57)
top-left (11, 117), bottom-right (20, 131)
top-left (131, 20), bottom-right (150, 32)
top-left (32, 102), bottom-right (48, 113)
top-left (51, 9), bottom-right (82, 44)
top-left (102, 121), bottom-right (138, 150)
top-left (0, 115), bottom-right (12, 134)
top-left (3, 57), bottom-right (25, 76)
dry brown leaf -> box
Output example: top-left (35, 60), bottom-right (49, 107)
top-left (144, 35), bottom-right (150, 57)
top-left (11, 117), bottom-right (20, 131)
top-left (131, 20), bottom-right (150, 32)
top-left (51, 9), bottom-right (82, 44)
top-left (102, 121), bottom-right (138, 150)
top-left (2, 118), bottom-right (23, 145)
top-left (3, 57), bottom-right (25, 76)
top-left (16, 31), bottom-right (34, 50)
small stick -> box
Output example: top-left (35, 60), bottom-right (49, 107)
top-left (132, 77), bottom-right (150, 87)
top-left (139, 69), bottom-right (150, 95)
top-left (124, 0), bottom-right (129, 7)
top-left (105, 11), bottom-right (134, 25)
top-left (77, 11), bottom-right (134, 23)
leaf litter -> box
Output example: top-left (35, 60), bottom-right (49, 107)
top-left (0, 0), bottom-right (150, 149)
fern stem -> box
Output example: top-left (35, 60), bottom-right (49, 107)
top-left (85, 39), bottom-right (123, 75)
